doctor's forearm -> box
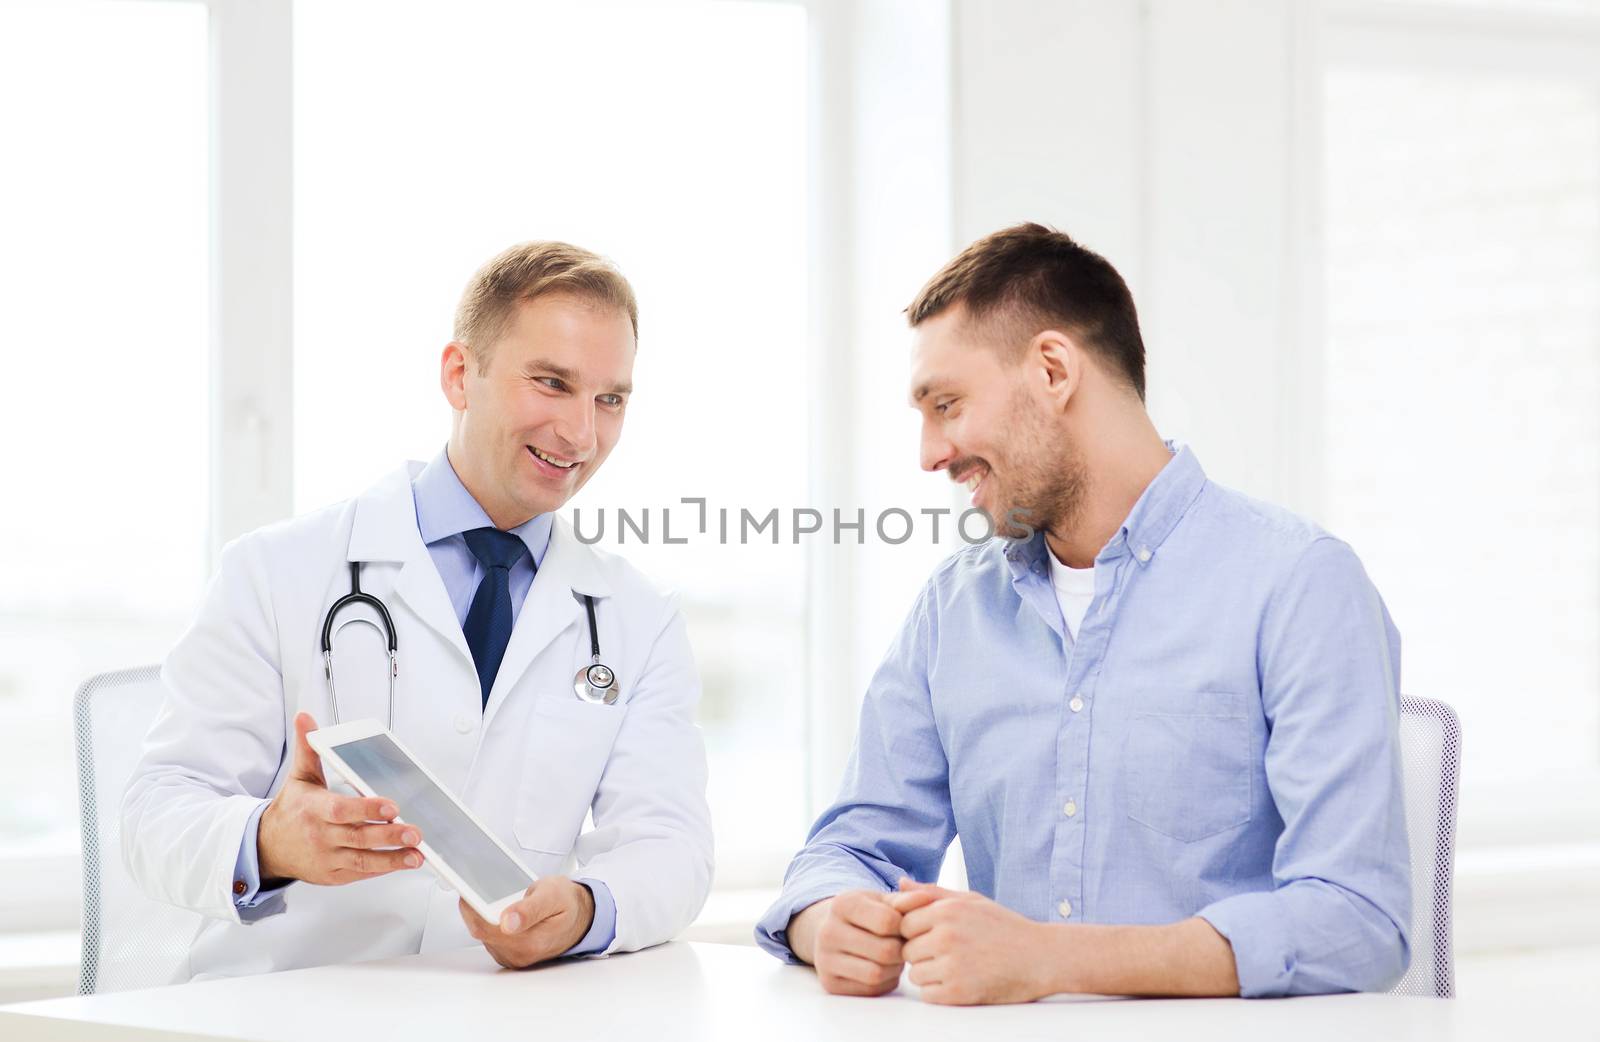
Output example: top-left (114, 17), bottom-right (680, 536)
top-left (1040, 918), bottom-right (1240, 997)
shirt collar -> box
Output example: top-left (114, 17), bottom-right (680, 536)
top-left (411, 446), bottom-right (555, 568)
top-left (1115, 441), bottom-right (1206, 568)
top-left (1003, 440), bottom-right (1207, 579)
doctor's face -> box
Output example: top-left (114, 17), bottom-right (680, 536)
top-left (446, 294), bottom-right (636, 527)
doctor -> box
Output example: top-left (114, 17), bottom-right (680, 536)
top-left (123, 241), bottom-right (713, 979)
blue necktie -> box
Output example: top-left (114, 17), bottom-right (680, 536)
top-left (462, 527), bottom-right (529, 707)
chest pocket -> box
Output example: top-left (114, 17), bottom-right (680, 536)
top-left (513, 698), bottom-right (627, 855)
top-left (1125, 690), bottom-right (1253, 842)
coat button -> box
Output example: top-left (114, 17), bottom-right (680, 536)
top-left (454, 712), bottom-right (475, 734)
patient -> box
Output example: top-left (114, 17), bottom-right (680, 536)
top-left (755, 223), bottom-right (1411, 1002)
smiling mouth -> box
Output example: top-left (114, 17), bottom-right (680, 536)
top-left (528, 445), bottom-right (579, 472)
top-left (952, 463), bottom-right (989, 504)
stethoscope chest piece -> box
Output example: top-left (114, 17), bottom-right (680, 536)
top-left (574, 659), bottom-right (619, 705)
top-left (573, 593), bottom-right (618, 704)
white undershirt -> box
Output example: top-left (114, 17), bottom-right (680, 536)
top-left (1048, 550), bottom-right (1098, 640)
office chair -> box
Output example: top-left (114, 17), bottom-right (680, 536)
top-left (73, 665), bottom-right (203, 993)
top-left (1388, 695), bottom-right (1463, 998)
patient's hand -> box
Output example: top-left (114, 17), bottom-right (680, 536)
top-left (789, 890), bottom-right (909, 997)
top-left (891, 879), bottom-right (1052, 1005)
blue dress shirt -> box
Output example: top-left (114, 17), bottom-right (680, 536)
top-left (754, 445), bottom-right (1412, 997)
top-left (233, 448), bottom-right (617, 956)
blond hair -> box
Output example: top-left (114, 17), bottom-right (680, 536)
top-left (453, 241), bottom-right (638, 370)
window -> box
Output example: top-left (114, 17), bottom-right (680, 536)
top-left (0, 0), bottom-right (209, 873)
top-left (1323, 54), bottom-right (1600, 838)
top-left (293, 0), bottom-right (809, 885)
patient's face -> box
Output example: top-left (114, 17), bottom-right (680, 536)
top-left (451, 294), bottom-right (635, 526)
top-left (909, 306), bottom-right (1079, 538)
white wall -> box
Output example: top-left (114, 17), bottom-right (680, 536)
top-left (949, 0), bottom-right (1317, 511)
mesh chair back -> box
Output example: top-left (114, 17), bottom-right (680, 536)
top-left (74, 665), bottom-right (203, 993)
top-left (1388, 695), bottom-right (1462, 998)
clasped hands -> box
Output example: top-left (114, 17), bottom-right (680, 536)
top-left (794, 878), bottom-right (1056, 1005)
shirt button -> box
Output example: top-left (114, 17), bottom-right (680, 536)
top-left (233, 880), bottom-right (247, 896)
top-left (1063, 800), bottom-right (1078, 817)
top-left (453, 712), bottom-right (475, 734)
top-left (1069, 696), bottom-right (1085, 713)
top-left (1136, 547), bottom-right (1152, 563)
top-left (1058, 899), bottom-right (1073, 919)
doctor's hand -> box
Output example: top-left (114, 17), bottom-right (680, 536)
top-left (459, 877), bottom-right (596, 969)
top-left (788, 891), bottom-right (909, 997)
top-left (256, 712), bottom-right (425, 886)
top-left (891, 879), bottom-right (1053, 1005)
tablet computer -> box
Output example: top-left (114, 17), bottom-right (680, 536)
top-left (308, 718), bottom-right (535, 925)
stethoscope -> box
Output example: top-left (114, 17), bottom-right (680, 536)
top-left (321, 561), bottom-right (619, 728)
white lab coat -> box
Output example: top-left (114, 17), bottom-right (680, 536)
top-left (121, 463), bottom-right (714, 980)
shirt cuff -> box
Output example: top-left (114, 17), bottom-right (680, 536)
top-left (232, 802), bottom-right (290, 915)
top-left (1196, 891), bottom-right (1296, 998)
top-left (753, 877), bottom-right (888, 964)
top-left (564, 879), bottom-right (617, 956)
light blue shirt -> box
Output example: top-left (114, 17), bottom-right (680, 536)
top-left (234, 448), bottom-right (616, 956)
top-left (754, 445), bottom-right (1412, 997)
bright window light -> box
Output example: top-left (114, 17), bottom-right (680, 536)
top-left (294, 0), bottom-right (809, 885)
top-left (0, 0), bottom-right (209, 852)
top-left (1323, 67), bottom-right (1600, 820)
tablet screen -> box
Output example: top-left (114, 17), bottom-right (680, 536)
top-left (332, 734), bottom-right (533, 903)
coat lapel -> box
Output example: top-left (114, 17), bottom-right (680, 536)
top-left (346, 463), bottom-right (473, 667)
top-left (481, 516), bottom-right (612, 729)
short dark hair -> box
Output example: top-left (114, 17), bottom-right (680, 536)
top-left (906, 222), bottom-right (1146, 400)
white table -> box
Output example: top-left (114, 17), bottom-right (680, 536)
top-left (0, 941), bottom-right (1579, 1042)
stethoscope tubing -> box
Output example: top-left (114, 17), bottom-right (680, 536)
top-left (321, 560), bottom-right (616, 725)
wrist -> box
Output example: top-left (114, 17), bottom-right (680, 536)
top-left (787, 899), bottom-right (832, 965)
top-left (256, 801), bottom-right (286, 884)
top-left (574, 880), bottom-right (597, 939)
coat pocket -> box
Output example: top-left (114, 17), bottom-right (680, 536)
top-left (1125, 691), bottom-right (1253, 842)
top-left (512, 697), bottom-right (626, 855)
